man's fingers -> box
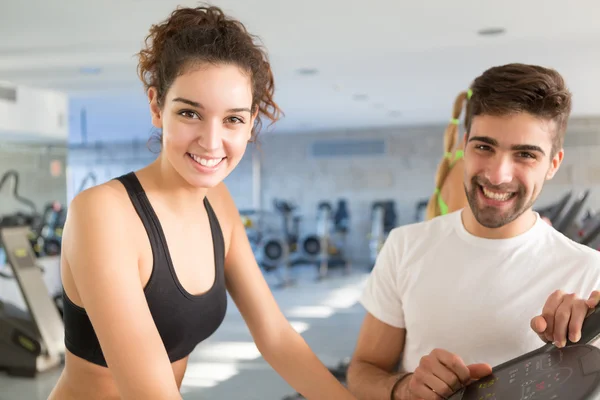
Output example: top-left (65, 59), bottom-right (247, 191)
top-left (429, 360), bottom-right (462, 393)
top-left (410, 370), bottom-right (446, 400)
top-left (542, 290), bottom-right (566, 343)
top-left (530, 315), bottom-right (547, 334)
top-left (467, 363), bottom-right (493, 380)
top-left (434, 349), bottom-right (471, 385)
top-left (568, 300), bottom-right (590, 343)
top-left (420, 373), bottom-right (454, 399)
top-left (553, 296), bottom-right (575, 347)
top-left (531, 316), bottom-right (550, 343)
top-left (587, 290), bottom-right (600, 309)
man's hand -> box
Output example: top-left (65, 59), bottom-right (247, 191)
top-left (530, 290), bottom-right (600, 347)
top-left (398, 349), bottom-right (491, 400)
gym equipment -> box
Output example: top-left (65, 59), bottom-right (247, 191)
top-left (314, 201), bottom-right (350, 280)
top-left (449, 303), bottom-right (600, 399)
top-left (554, 190), bottom-right (590, 238)
top-left (579, 217), bottom-right (600, 248)
top-left (1, 201), bottom-right (65, 258)
top-left (334, 199), bottom-right (350, 235)
top-left (266, 199), bottom-right (350, 280)
top-left (271, 199), bottom-right (321, 268)
top-left (256, 233), bottom-right (295, 288)
top-left (0, 170), bottom-right (65, 257)
top-left (369, 204), bottom-right (385, 267)
top-left (368, 200), bottom-right (397, 268)
top-left (29, 201), bottom-right (65, 257)
top-left (241, 208), bottom-right (296, 288)
top-left (0, 170), bottom-right (38, 216)
top-left (537, 190), bottom-right (573, 225)
top-left (0, 225), bottom-right (65, 377)
top-left (239, 209), bottom-right (265, 251)
top-left (415, 199), bottom-right (429, 222)
top-left (273, 200), bottom-right (302, 252)
top-left (0, 170), bottom-right (39, 233)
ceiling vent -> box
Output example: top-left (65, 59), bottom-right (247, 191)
top-left (0, 86), bottom-right (17, 103)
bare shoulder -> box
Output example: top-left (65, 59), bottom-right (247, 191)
top-left (205, 182), bottom-right (240, 248)
top-left (69, 179), bottom-right (131, 216)
top-left (62, 179), bottom-right (139, 265)
top-left (205, 182), bottom-right (237, 214)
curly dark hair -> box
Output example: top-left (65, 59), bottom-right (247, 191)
top-left (137, 5), bottom-right (282, 140)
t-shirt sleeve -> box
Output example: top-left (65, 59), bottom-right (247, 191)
top-left (359, 229), bottom-right (405, 328)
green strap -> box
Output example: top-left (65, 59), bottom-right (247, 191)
top-left (433, 150), bottom-right (464, 216)
top-left (444, 149), bottom-right (464, 166)
top-left (434, 188), bottom-right (450, 215)
top-left (433, 89), bottom-right (470, 217)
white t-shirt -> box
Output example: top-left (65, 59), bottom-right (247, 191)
top-left (360, 210), bottom-right (600, 372)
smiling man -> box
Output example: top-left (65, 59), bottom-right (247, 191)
top-left (347, 63), bottom-right (600, 400)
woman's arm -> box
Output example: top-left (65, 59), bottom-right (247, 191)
top-left (63, 186), bottom-right (182, 400)
top-left (209, 184), bottom-right (355, 399)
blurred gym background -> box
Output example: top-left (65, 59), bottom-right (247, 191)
top-left (1, 1), bottom-right (600, 399)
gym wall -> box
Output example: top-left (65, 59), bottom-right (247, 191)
top-left (0, 143), bottom-right (68, 218)
top-left (65, 116), bottom-right (600, 266)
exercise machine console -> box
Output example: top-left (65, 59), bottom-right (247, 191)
top-left (449, 305), bottom-right (600, 399)
top-left (0, 226), bottom-right (65, 377)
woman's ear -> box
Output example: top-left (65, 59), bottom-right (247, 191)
top-left (148, 87), bottom-right (163, 129)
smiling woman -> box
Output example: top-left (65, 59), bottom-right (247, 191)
top-left (47, 5), bottom-right (356, 400)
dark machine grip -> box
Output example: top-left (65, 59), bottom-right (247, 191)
top-left (569, 304), bottom-right (600, 346)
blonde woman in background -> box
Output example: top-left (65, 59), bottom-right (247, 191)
top-left (425, 89), bottom-right (472, 220)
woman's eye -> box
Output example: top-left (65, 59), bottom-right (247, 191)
top-left (226, 116), bottom-right (244, 124)
top-left (179, 110), bottom-right (199, 119)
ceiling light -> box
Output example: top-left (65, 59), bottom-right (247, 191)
top-left (353, 94), bottom-right (368, 101)
top-left (297, 68), bottom-right (318, 76)
top-left (477, 27), bottom-right (506, 36)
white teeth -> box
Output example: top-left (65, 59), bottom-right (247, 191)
top-left (483, 187), bottom-right (512, 201)
top-left (190, 154), bottom-right (222, 167)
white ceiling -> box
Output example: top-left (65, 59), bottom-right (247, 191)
top-left (2, 0), bottom-right (600, 138)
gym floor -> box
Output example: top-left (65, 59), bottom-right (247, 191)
top-left (0, 265), bottom-right (369, 400)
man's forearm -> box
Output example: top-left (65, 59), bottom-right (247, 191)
top-left (347, 360), bottom-right (412, 400)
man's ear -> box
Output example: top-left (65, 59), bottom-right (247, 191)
top-left (148, 87), bottom-right (162, 129)
top-left (546, 148), bottom-right (564, 180)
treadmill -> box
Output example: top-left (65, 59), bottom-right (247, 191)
top-left (449, 304), bottom-right (600, 399)
top-left (554, 190), bottom-right (591, 238)
top-left (537, 190), bottom-right (573, 225)
top-left (580, 217), bottom-right (600, 248)
top-left (0, 225), bottom-right (65, 377)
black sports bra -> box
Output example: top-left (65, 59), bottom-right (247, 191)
top-left (62, 171), bottom-right (228, 367)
